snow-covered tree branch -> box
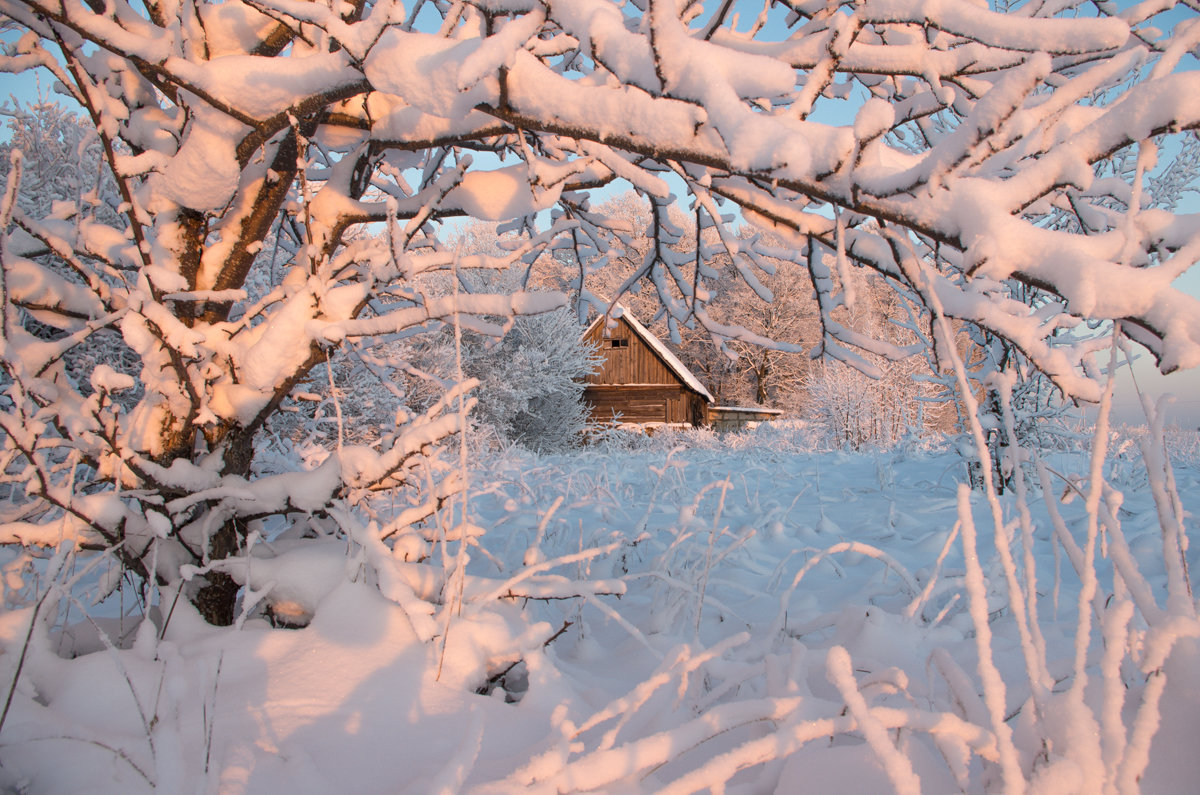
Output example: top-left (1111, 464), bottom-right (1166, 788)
top-left (0, 0), bottom-right (1197, 623)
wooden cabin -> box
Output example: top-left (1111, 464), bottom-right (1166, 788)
top-left (581, 309), bottom-right (714, 427)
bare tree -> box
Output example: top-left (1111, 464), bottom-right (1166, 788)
top-left (801, 262), bottom-right (952, 446)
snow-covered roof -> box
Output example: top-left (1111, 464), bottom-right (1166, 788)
top-left (711, 406), bottom-right (784, 415)
top-left (584, 306), bottom-right (715, 403)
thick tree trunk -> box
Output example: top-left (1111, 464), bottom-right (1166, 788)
top-left (186, 430), bottom-right (260, 625)
top-left (195, 519), bottom-right (243, 626)
top-left (196, 571), bottom-right (241, 626)
top-left (755, 354), bottom-right (770, 405)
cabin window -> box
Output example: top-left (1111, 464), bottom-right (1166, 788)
top-left (607, 338), bottom-right (629, 349)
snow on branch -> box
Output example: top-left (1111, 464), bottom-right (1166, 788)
top-left (1, 0), bottom-right (1198, 627)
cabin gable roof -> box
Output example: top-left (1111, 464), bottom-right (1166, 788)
top-left (583, 307), bottom-right (715, 403)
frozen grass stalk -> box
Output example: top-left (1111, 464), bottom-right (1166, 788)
top-left (694, 478), bottom-right (730, 638)
top-left (1051, 337), bottom-right (1121, 792)
top-left (955, 484), bottom-right (1025, 793)
top-left (827, 645), bottom-right (922, 795)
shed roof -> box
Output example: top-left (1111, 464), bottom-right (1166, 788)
top-left (584, 306), bottom-right (715, 403)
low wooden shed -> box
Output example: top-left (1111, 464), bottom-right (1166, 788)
top-left (581, 309), bottom-right (714, 427)
top-left (707, 405), bottom-right (785, 432)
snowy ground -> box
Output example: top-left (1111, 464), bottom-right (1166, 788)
top-left (2, 423), bottom-right (1198, 793)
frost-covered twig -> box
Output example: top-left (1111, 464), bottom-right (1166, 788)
top-left (0, 150), bottom-right (23, 344)
top-left (904, 520), bottom-right (960, 621)
top-left (475, 542), bottom-right (622, 604)
top-left (827, 645), bottom-right (922, 795)
top-left (770, 541), bottom-right (918, 640)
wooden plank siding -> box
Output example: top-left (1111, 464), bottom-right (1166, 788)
top-left (582, 319), bottom-right (677, 386)
top-left (585, 385), bottom-right (694, 424)
top-left (581, 316), bottom-right (709, 426)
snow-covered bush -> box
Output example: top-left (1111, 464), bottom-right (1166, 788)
top-left (470, 308), bottom-right (601, 451)
top-left (405, 304), bottom-right (602, 452)
top-left (0, 99), bottom-right (118, 222)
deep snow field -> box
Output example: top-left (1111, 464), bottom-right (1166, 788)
top-left (2, 422), bottom-right (1199, 793)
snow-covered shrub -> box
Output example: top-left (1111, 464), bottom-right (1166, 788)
top-left (0, 99), bottom-right (119, 223)
top-left (0, 101), bottom-right (139, 396)
top-left (404, 303), bottom-right (601, 453)
top-left (491, 311), bottom-right (602, 452)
